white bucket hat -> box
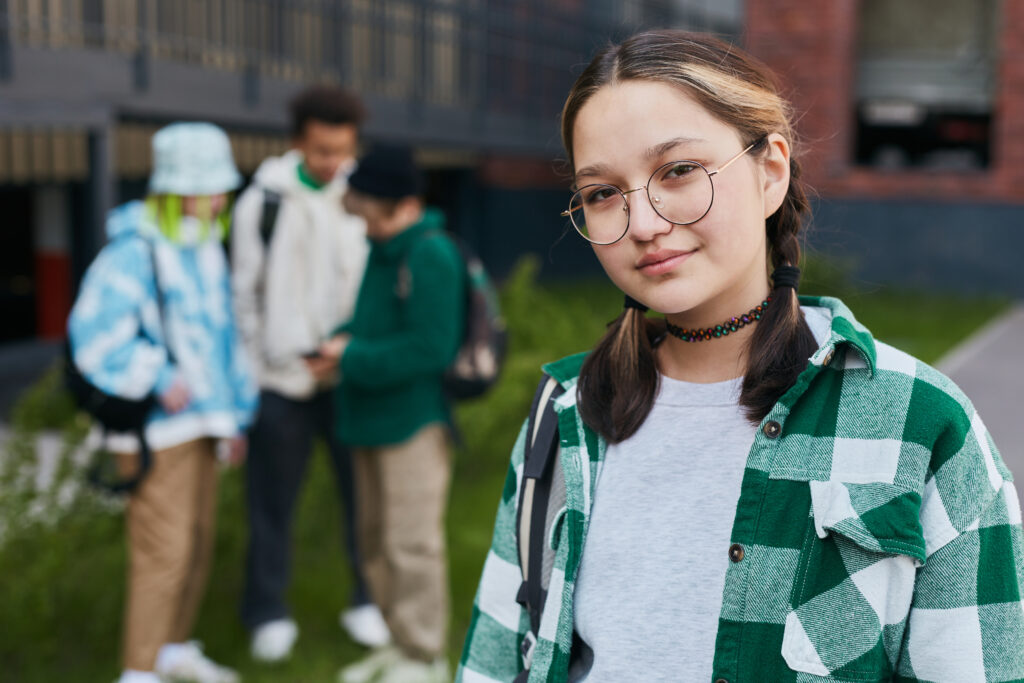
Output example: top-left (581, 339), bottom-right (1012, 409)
top-left (148, 122), bottom-right (242, 196)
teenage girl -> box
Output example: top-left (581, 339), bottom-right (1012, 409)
top-left (458, 30), bottom-right (1024, 683)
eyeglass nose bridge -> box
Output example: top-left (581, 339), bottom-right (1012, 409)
top-left (622, 184), bottom-right (671, 214)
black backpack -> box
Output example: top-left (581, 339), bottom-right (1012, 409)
top-left (513, 373), bottom-right (566, 677)
top-left (400, 232), bottom-right (507, 401)
top-left (64, 236), bottom-right (172, 493)
top-left (445, 238), bottom-right (507, 400)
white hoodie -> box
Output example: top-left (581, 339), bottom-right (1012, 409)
top-left (231, 150), bottom-right (368, 399)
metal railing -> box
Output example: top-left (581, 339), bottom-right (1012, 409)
top-left (0, 1), bottom-right (737, 134)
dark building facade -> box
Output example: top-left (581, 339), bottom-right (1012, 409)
top-left (0, 0), bottom-right (740, 345)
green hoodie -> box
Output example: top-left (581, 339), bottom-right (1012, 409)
top-left (335, 208), bottom-right (465, 446)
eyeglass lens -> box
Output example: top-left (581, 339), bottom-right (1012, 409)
top-left (568, 161), bottom-right (713, 244)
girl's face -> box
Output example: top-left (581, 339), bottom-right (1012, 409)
top-left (182, 193), bottom-right (229, 219)
top-left (571, 80), bottom-right (789, 322)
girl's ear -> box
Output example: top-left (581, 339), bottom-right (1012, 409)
top-left (762, 133), bottom-right (791, 219)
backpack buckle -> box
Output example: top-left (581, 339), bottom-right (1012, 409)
top-left (520, 630), bottom-right (537, 670)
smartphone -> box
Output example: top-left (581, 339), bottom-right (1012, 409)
top-left (301, 350), bottom-right (323, 360)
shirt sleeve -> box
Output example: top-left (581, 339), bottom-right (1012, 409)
top-left (896, 412), bottom-right (1024, 682)
top-left (341, 237), bottom-right (464, 390)
top-left (456, 419), bottom-right (531, 683)
top-left (67, 238), bottom-right (176, 400)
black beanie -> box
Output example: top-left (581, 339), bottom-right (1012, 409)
top-left (347, 143), bottom-right (424, 200)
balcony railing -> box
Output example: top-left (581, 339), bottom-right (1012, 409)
top-left (1, 1), bottom-right (735, 128)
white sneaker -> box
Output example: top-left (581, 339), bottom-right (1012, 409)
top-left (338, 646), bottom-right (401, 683)
top-left (155, 641), bottom-right (239, 683)
top-left (340, 604), bottom-right (391, 648)
top-left (376, 652), bottom-right (450, 683)
top-left (115, 670), bottom-right (162, 683)
top-left (250, 617), bottom-right (299, 662)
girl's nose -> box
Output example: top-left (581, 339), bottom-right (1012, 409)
top-left (628, 189), bottom-right (673, 242)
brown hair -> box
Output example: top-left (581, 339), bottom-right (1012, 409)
top-left (564, 30), bottom-right (817, 443)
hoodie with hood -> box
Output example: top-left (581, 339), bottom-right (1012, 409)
top-left (231, 149), bottom-right (369, 400)
top-left (67, 201), bottom-right (259, 451)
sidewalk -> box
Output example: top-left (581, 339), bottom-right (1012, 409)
top-left (937, 303), bottom-right (1024, 480)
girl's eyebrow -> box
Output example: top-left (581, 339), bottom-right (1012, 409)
top-left (574, 137), bottom-right (707, 183)
top-left (645, 136), bottom-right (706, 160)
top-left (574, 162), bottom-right (612, 182)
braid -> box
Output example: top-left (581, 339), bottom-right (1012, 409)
top-left (740, 156), bottom-right (817, 423)
top-left (578, 308), bottom-right (664, 443)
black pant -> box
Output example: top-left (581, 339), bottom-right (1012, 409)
top-left (241, 389), bottom-right (370, 629)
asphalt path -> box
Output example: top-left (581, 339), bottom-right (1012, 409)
top-left (938, 304), bottom-right (1024, 481)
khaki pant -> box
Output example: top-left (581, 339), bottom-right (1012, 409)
top-left (121, 438), bottom-right (219, 671)
top-left (353, 424), bottom-right (451, 661)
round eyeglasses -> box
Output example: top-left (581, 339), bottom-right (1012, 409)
top-left (561, 140), bottom-right (761, 245)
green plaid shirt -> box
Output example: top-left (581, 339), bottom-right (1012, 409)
top-left (458, 296), bottom-right (1024, 683)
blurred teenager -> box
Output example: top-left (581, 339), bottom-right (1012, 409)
top-left (68, 122), bottom-right (257, 683)
top-left (321, 144), bottom-right (465, 683)
top-left (232, 85), bottom-right (386, 661)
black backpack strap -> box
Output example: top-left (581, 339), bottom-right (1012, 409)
top-left (259, 188), bottom-right (282, 247)
top-left (516, 373), bottom-right (565, 641)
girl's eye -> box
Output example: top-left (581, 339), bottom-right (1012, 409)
top-left (582, 186), bottom-right (619, 204)
top-left (660, 162), bottom-right (700, 180)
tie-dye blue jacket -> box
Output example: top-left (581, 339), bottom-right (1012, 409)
top-left (68, 201), bottom-right (258, 450)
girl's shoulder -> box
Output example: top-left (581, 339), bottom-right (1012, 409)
top-left (812, 294), bottom-right (978, 437)
top-left (540, 350), bottom-right (589, 387)
top-left (817, 310), bottom-right (1009, 513)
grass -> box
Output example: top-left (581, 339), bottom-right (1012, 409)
top-left (0, 256), bottom-right (1010, 682)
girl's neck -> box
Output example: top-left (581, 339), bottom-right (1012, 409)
top-left (656, 283), bottom-right (772, 383)
top-left (656, 326), bottom-right (751, 383)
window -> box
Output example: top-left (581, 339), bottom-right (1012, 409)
top-left (855, 0), bottom-right (999, 170)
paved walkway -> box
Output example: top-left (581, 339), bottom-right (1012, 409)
top-left (938, 303), bottom-right (1024, 481)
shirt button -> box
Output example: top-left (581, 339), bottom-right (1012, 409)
top-left (823, 349), bottom-right (835, 366)
top-left (715, 679), bottom-right (729, 683)
top-left (763, 420), bottom-right (782, 439)
top-left (728, 543), bottom-right (745, 563)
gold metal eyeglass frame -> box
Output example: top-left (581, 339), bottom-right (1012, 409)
top-left (560, 139), bottom-right (762, 245)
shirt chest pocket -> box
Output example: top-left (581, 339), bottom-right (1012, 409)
top-left (781, 480), bottom-right (926, 682)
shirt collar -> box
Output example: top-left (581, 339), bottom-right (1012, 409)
top-left (799, 295), bottom-right (878, 376)
top-left (296, 161), bottom-right (327, 191)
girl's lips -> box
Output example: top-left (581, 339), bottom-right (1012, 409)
top-left (636, 249), bottom-right (696, 275)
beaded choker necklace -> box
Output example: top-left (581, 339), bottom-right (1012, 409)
top-left (665, 297), bottom-right (771, 342)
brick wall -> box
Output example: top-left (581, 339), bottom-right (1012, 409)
top-left (745, 0), bottom-right (1024, 204)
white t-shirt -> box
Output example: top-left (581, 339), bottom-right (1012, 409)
top-left (570, 373), bottom-right (756, 682)
top-left (569, 306), bottom-right (832, 681)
